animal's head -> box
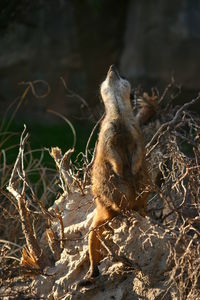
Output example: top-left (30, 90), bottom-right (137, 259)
top-left (100, 65), bottom-right (131, 105)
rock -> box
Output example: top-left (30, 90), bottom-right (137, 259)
top-left (120, 0), bottom-right (200, 90)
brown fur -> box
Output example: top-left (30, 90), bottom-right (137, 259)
top-left (88, 65), bottom-right (149, 278)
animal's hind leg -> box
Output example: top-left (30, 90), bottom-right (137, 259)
top-left (88, 203), bottom-right (114, 278)
top-left (88, 220), bottom-right (104, 277)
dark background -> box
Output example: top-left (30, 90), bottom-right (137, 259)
top-left (0, 0), bottom-right (200, 154)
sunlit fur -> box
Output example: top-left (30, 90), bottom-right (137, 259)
top-left (88, 66), bottom-right (149, 278)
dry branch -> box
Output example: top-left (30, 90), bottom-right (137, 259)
top-left (7, 125), bottom-right (46, 270)
top-left (47, 109), bottom-right (76, 149)
top-left (60, 76), bottom-right (96, 121)
top-left (46, 227), bottom-right (62, 261)
top-left (146, 94), bottom-right (200, 155)
top-left (136, 91), bottom-right (159, 125)
top-left (50, 147), bottom-right (74, 193)
top-left (19, 80), bottom-right (51, 99)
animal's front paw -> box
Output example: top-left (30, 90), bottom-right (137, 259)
top-left (77, 267), bottom-right (100, 287)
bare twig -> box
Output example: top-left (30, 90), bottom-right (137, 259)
top-left (46, 227), bottom-right (62, 261)
top-left (7, 125), bottom-right (46, 270)
top-left (146, 95), bottom-right (200, 155)
top-left (85, 113), bottom-right (104, 164)
top-left (60, 76), bottom-right (96, 120)
top-left (50, 147), bottom-right (74, 193)
top-left (19, 80), bottom-right (51, 99)
top-left (47, 109), bottom-right (76, 149)
top-left (55, 208), bottom-right (65, 250)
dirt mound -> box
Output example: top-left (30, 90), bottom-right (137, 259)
top-left (32, 189), bottom-right (173, 299)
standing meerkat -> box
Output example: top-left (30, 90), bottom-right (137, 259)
top-left (88, 65), bottom-right (149, 278)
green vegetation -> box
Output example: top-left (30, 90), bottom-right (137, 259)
top-left (0, 119), bottom-right (97, 167)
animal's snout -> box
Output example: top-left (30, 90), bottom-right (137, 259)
top-left (107, 65), bottom-right (120, 80)
top-left (109, 64), bottom-right (116, 72)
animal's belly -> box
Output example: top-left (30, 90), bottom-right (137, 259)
top-left (93, 171), bottom-right (138, 208)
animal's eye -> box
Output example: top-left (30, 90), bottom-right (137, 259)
top-left (121, 76), bottom-right (127, 80)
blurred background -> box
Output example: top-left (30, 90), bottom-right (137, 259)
top-left (0, 0), bottom-right (200, 155)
